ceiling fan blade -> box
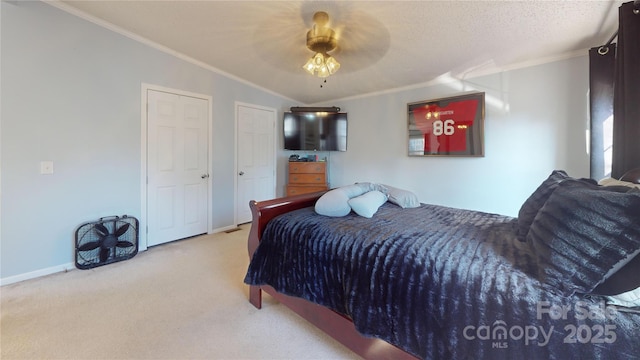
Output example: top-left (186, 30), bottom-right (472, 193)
top-left (94, 223), bottom-right (110, 237)
top-left (78, 241), bottom-right (101, 251)
top-left (99, 248), bottom-right (110, 262)
top-left (116, 241), bottom-right (134, 248)
top-left (114, 223), bottom-right (130, 237)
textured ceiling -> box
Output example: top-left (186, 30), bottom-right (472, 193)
top-left (55, 0), bottom-right (620, 104)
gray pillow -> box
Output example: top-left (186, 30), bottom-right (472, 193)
top-left (381, 184), bottom-right (420, 208)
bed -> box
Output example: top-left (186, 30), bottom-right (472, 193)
top-left (244, 170), bottom-right (640, 359)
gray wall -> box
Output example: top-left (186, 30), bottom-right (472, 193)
top-left (312, 57), bottom-right (590, 217)
top-left (1, 1), bottom-right (590, 283)
top-left (1, 1), bottom-right (295, 281)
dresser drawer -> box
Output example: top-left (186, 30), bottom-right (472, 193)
top-left (286, 185), bottom-right (328, 196)
top-left (289, 162), bottom-right (326, 174)
top-left (287, 161), bottom-right (327, 195)
top-left (289, 173), bottom-right (326, 184)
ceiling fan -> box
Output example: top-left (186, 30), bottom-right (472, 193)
top-left (250, 4), bottom-right (390, 80)
top-left (302, 11), bottom-right (341, 78)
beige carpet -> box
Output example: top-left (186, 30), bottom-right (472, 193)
top-left (0, 225), bottom-right (358, 360)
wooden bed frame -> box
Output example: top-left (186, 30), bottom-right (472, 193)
top-left (246, 191), bottom-right (418, 360)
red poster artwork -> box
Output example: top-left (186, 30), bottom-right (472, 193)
top-left (412, 99), bottom-right (479, 153)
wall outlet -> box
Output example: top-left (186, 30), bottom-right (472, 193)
top-left (40, 161), bottom-right (54, 175)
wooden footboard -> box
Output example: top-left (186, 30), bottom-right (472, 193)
top-left (246, 191), bottom-right (418, 360)
top-left (247, 191), bottom-right (325, 308)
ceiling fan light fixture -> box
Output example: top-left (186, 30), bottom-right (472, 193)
top-left (303, 11), bottom-right (340, 78)
top-left (325, 55), bottom-right (340, 74)
top-left (317, 63), bottom-right (330, 78)
top-left (313, 52), bottom-right (325, 66)
top-left (303, 57), bottom-right (317, 75)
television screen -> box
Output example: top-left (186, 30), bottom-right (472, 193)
top-left (283, 112), bottom-right (348, 151)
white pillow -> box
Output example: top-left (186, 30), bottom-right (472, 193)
top-left (339, 184), bottom-right (369, 198)
top-left (606, 287), bottom-right (640, 308)
top-left (354, 182), bottom-right (386, 193)
top-left (598, 177), bottom-right (640, 190)
top-left (348, 190), bottom-right (388, 218)
top-left (381, 184), bottom-right (420, 208)
top-left (314, 184), bottom-right (367, 217)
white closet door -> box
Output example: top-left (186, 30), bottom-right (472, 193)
top-left (147, 90), bottom-right (209, 246)
top-left (236, 104), bottom-right (276, 224)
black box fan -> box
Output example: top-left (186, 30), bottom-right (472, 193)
top-left (75, 215), bottom-right (139, 270)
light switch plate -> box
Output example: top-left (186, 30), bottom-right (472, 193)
top-left (40, 161), bottom-right (54, 175)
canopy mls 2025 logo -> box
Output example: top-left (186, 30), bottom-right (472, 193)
top-left (462, 300), bottom-right (618, 349)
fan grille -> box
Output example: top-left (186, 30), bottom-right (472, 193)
top-left (75, 215), bottom-right (139, 269)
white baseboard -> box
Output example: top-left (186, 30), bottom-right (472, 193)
top-left (1, 262), bottom-right (75, 286)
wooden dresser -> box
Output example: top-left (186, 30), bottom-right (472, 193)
top-left (286, 162), bottom-right (328, 196)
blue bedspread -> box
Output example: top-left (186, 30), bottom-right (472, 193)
top-left (244, 202), bottom-right (640, 359)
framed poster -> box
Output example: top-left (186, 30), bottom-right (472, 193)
top-left (407, 92), bottom-right (485, 157)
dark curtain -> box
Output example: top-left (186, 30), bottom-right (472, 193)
top-left (589, 1), bottom-right (640, 179)
top-left (589, 44), bottom-right (615, 179)
top-left (612, 1), bottom-right (640, 178)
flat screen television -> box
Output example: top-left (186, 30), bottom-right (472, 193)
top-left (283, 111), bottom-right (348, 151)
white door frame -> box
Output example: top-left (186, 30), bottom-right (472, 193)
top-left (140, 83), bottom-right (213, 251)
top-left (234, 101), bottom-right (277, 226)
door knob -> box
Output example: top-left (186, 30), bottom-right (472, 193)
top-left (201, 174), bottom-right (209, 179)
top-left (239, 171), bottom-right (245, 176)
